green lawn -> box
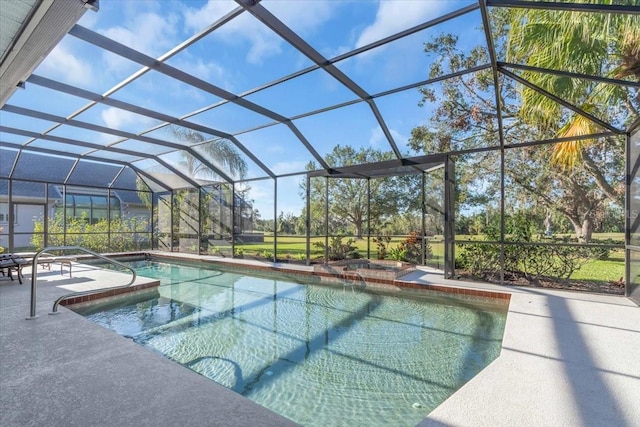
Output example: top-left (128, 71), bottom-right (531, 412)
top-left (232, 233), bottom-right (623, 283)
top-left (569, 251), bottom-right (624, 283)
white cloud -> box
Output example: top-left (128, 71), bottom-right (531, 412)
top-left (183, 0), bottom-right (237, 33)
top-left (186, 6), bottom-right (280, 64)
top-left (101, 107), bottom-right (150, 130)
top-left (184, 0), bottom-right (335, 64)
top-left (171, 56), bottom-right (227, 85)
top-left (369, 126), bottom-right (404, 150)
top-left (272, 161), bottom-right (308, 175)
top-left (184, 0), bottom-right (263, 62)
top-left (266, 0), bottom-right (334, 36)
top-left (356, 1), bottom-right (448, 49)
top-left (100, 11), bottom-right (179, 71)
top-left (39, 44), bottom-right (93, 87)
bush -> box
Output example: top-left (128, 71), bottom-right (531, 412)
top-left (372, 234), bottom-right (391, 260)
top-left (458, 242), bottom-right (609, 283)
top-left (313, 236), bottom-right (359, 260)
top-left (385, 231), bottom-right (432, 264)
top-left (31, 212), bottom-right (151, 253)
top-left (456, 243), bottom-right (501, 279)
top-left (387, 246), bottom-right (407, 261)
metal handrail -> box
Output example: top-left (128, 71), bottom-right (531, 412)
top-left (27, 246), bottom-right (137, 319)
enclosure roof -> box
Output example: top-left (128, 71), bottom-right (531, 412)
top-left (1, 0), bottom-right (639, 190)
top-left (309, 154), bottom-right (446, 179)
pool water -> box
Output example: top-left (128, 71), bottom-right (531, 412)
top-left (72, 260), bottom-right (507, 426)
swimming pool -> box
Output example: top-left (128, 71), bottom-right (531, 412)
top-left (71, 260), bottom-right (507, 426)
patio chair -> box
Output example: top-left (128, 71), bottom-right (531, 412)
top-left (0, 254), bottom-right (29, 284)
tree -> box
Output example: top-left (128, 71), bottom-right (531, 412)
top-left (409, 7), bottom-right (631, 243)
top-left (507, 5), bottom-right (639, 168)
top-left (504, 5), bottom-right (635, 241)
top-left (168, 127), bottom-right (250, 251)
top-left (277, 211), bottom-right (298, 235)
top-left (171, 126), bottom-right (248, 180)
top-left (302, 145), bottom-right (402, 239)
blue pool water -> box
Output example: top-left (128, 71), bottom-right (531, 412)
top-left (72, 260), bottom-right (507, 426)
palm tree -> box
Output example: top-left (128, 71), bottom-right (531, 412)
top-left (168, 126), bottom-right (248, 253)
top-left (499, 4), bottom-right (638, 241)
top-left (506, 4), bottom-right (640, 167)
top-left (171, 126), bottom-right (247, 180)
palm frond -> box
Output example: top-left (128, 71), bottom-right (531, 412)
top-left (551, 110), bottom-right (600, 169)
top-left (169, 125), bottom-right (248, 181)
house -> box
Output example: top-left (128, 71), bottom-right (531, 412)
top-left (0, 154), bottom-right (150, 251)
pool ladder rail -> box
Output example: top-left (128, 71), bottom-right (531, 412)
top-left (27, 246), bottom-right (137, 319)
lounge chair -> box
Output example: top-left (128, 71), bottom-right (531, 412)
top-left (0, 254), bottom-right (29, 284)
top-left (37, 255), bottom-right (76, 277)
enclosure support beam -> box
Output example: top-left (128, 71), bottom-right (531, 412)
top-left (324, 177), bottom-right (329, 264)
top-left (502, 69), bottom-right (623, 134)
top-left (107, 188), bottom-right (112, 250)
top-left (7, 180), bottom-right (13, 251)
top-left (306, 175), bottom-right (311, 266)
top-left (480, 0), bottom-right (507, 284)
top-left (231, 183), bottom-right (236, 258)
top-left (171, 190), bottom-right (175, 252)
top-left (235, 0), bottom-right (402, 160)
top-left (1, 125), bottom-right (202, 188)
top-left (25, 75), bottom-right (276, 180)
top-left (421, 172), bottom-right (426, 266)
top-left (44, 183), bottom-right (49, 249)
top-left (62, 185), bottom-right (67, 247)
top-left (498, 62), bottom-right (640, 89)
top-left (198, 188), bottom-right (203, 256)
top-left (1, 104), bottom-right (237, 184)
top-left (68, 25), bottom-right (285, 178)
top-left (273, 178), bottom-right (278, 262)
top-left (151, 193), bottom-right (156, 251)
top-left (367, 178), bottom-right (371, 260)
top-left (627, 131), bottom-right (636, 300)
top-left (444, 157), bottom-right (456, 279)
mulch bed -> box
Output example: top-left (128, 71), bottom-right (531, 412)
top-left (458, 271), bottom-right (625, 296)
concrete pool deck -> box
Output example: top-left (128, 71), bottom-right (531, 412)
top-left (1, 254), bottom-right (639, 426)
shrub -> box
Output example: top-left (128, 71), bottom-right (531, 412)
top-left (458, 242), bottom-right (609, 283)
top-left (387, 246), bottom-right (407, 261)
top-left (313, 236), bottom-right (359, 260)
top-left (456, 243), bottom-right (501, 279)
top-left (31, 212), bottom-right (151, 252)
top-left (372, 234), bottom-right (391, 260)
top-left (385, 231), bottom-right (432, 264)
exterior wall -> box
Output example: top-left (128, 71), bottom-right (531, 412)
top-left (12, 204), bottom-right (44, 248)
top-left (125, 206), bottom-right (151, 223)
top-left (1, 198), bottom-right (150, 251)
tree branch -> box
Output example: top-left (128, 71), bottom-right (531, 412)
top-left (580, 150), bottom-right (623, 207)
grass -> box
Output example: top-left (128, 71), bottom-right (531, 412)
top-left (230, 233), bottom-right (623, 283)
top-left (569, 251), bottom-right (624, 282)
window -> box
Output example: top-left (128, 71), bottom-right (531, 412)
top-left (0, 203), bottom-right (17, 224)
top-left (64, 195), bottom-right (121, 224)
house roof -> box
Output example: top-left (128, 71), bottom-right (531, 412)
top-left (0, 179), bottom-right (61, 199)
top-left (0, 153), bottom-right (147, 205)
top-left (2, 150), bottom-right (146, 191)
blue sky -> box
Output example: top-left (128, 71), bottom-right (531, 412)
top-left (3, 0), bottom-right (485, 217)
